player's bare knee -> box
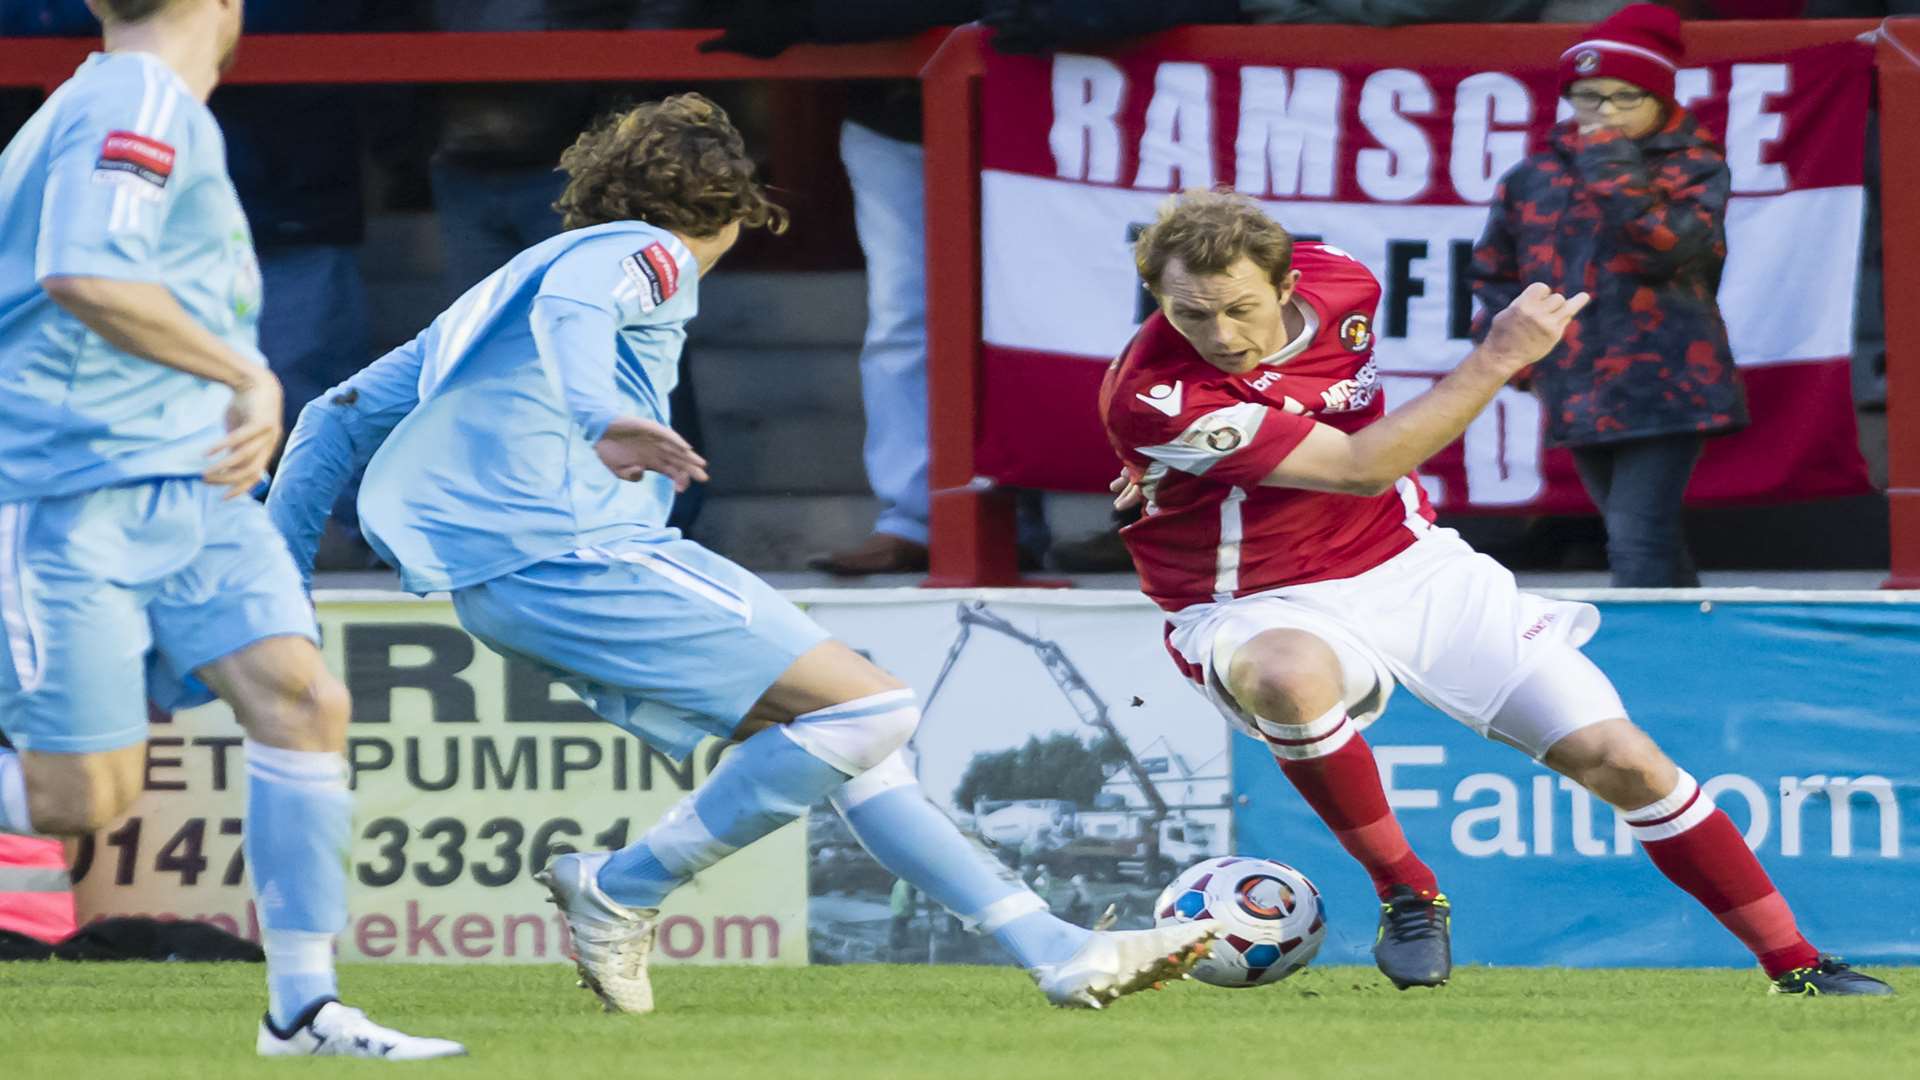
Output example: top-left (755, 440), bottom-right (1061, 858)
top-left (1227, 636), bottom-right (1343, 727)
top-left (19, 749), bottom-right (144, 835)
top-left (1561, 724), bottom-right (1675, 808)
top-left (238, 666), bottom-right (350, 752)
top-left (26, 774), bottom-right (124, 836)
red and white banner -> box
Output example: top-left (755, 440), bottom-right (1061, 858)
top-left (975, 39), bottom-right (1874, 512)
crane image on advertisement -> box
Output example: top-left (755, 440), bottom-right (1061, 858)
top-left (923, 601), bottom-right (1174, 879)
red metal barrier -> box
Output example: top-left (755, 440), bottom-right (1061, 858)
top-left (0, 30), bottom-right (942, 91)
top-left (1877, 20), bottom-right (1920, 589)
top-left (0, 26), bottom-right (1908, 587)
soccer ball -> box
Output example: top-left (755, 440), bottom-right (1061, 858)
top-left (1153, 856), bottom-right (1325, 987)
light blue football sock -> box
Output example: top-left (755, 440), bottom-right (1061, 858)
top-left (599, 724), bottom-right (852, 909)
top-left (245, 740), bottom-right (349, 1030)
top-left (831, 752), bottom-right (1090, 970)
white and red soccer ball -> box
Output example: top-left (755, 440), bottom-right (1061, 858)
top-left (1154, 856), bottom-right (1326, 987)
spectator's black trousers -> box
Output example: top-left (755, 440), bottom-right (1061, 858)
top-left (1569, 433), bottom-right (1705, 588)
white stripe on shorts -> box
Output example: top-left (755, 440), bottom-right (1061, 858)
top-left (587, 545), bottom-right (751, 621)
top-left (0, 504), bottom-right (43, 693)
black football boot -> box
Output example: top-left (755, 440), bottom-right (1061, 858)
top-left (1374, 885), bottom-right (1451, 990)
top-left (1771, 956), bottom-right (1895, 997)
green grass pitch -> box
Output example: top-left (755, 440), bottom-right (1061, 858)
top-left (1, 962), bottom-right (1911, 1079)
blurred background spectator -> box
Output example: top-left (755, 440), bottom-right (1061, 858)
top-left (1471, 4), bottom-right (1742, 587)
top-left (214, 1), bottom-right (380, 569)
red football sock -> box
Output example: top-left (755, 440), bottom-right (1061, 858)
top-left (1627, 770), bottom-right (1820, 978)
top-left (1268, 708), bottom-right (1438, 900)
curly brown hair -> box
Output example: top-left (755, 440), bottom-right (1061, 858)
top-left (554, 93), bottom-right (788, 239)
top-left (1134, 189), bottom-right (1294, 295)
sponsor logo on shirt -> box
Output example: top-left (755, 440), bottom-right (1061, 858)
top-left (621, 242), bottom-right (682, 312)
top-left (94, 131), bottom-right (175, 191)
top-left (1319, 358), bottom-right (1380, 413)
top-left (1136, 381), bottom-right (1184, 417)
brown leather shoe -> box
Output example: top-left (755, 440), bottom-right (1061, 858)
top-left (807, 533), bottom-right (930, 576)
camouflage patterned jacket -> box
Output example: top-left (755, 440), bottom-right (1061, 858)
top-left (1469, 108), bottom-right (1748, 449)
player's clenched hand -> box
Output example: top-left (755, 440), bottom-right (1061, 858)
top-left (1111, 470), bottom-right (1142, 511)
top-left (1480, 282), bottom-right (1592, 377)
top-left (204, 369), bottom-right (283, 499)
top-left (594, 415), bottom-right (710, 491)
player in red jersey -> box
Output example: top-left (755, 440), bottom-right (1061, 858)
top-left (1099, 190), bottom-right (1891, 997)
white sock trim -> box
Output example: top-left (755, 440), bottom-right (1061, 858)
top-left (784, 692), bottom-right (919, 775)
top-left (970, 890), bottom-right (1050, 934)
top-left (245, 740), bottom-right (348, 793)
top-left (1626, 769), bottom-right (1715, 841)
top-left (830, 750), bottom-right (917, 814)
top-left (1261, 705), bottom-right (1356, 761)
top-left (262, 929), bottom-right (335, 975)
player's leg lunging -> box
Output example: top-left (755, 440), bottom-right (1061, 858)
top-left (1225, 629), bottom-right (1449, 990)
top-left (201, 637), bottom-right (467, 1057)
top-left (1513, 653), bottom-right (1892, 997)
top-left (541, 640), bottom-right (1215, 1012)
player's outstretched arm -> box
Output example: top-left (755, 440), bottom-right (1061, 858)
top-left (1261, 283), bottom-right (1589, 496)
top-left (267, 342), bottom-right (425, 586)
top-left (40, 275), bottom-right (282, 499)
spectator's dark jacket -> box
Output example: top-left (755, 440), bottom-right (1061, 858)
top-left (208, 2), bottom-right (372, 248)
top-left (1470, 109), bottom-right (1747, 449)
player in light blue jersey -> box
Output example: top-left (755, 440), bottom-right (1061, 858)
top-left (270, 93), bottom-right (1218, 1013)
top-left (0, 0), bottom-right (462, 1059)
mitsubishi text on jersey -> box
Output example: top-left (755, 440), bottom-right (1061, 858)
top-left (1098, 243), bottom-right (1436, 612)
top-left (0, 52), bottom-right (262, 502)
top-left (268, 221), bottom-right (700, 594)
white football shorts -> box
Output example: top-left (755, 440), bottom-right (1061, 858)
top-left (1165, 528), bottom-right (1621, 760)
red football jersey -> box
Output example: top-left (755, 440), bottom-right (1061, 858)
top-left (1099, 242), bottom-right (1436, 612)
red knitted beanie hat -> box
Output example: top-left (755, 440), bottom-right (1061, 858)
top-left (1559, 3), bottom-right (1683, 103)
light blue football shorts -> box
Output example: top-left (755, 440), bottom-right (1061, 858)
top-left (453, 534), bottom-right (831, 763)
top-left (0, 478), bottom-right (320, 754)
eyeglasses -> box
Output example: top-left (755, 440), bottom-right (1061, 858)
top-left (1566, 89), bottom-right (1651, 111)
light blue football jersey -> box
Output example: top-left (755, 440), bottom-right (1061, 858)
top-left (0, 51), bottom-right (263, 503)
top-left (268, 221), bottom-right (701, 593)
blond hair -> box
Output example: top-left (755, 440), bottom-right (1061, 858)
top-left (1134, 189), bottom-right (1294, 294)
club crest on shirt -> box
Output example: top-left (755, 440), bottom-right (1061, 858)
top-left (621, 242), bottom-right (681, 312)
top-left (93, 130), bottom-right (174, 195)
top-left (1339, 312), bottom-right (1373, 352)
top-left (1204, 427), bottom-right (1244, 452)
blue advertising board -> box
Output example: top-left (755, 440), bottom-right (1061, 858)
top-left (1232, 597), bottom-right (1920, 969)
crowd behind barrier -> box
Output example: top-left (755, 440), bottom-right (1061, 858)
top-left (0, 4), bottom-right (1907, 583)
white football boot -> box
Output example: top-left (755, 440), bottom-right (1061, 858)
top-left (1032, 919), bottom-right (1221, 1009)
top-left (536, 850), bottom-right (660, 1014)
top-left (256, 1000), bottom-right (466, 1060)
